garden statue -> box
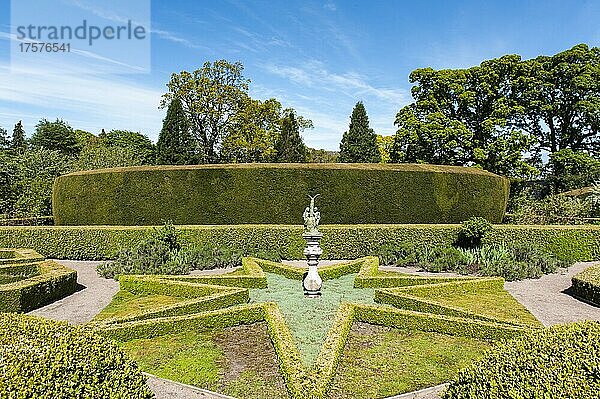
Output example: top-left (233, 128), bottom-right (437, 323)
top-left (302, 194), bottom-right (323, 297)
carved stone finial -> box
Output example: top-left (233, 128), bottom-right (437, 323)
top-left (303, 194), bottom-right (321, 233)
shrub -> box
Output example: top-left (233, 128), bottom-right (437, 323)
top-left (0, 313), bottom-right (153, 398)
top-left (376, 242), bottom-right (419, 266)
top-left (456, 217), bottom-right (493, 248)
top-left (443, 321), bottom-right (600, 399)
top-left (97, 223), bottom-right (244, 279)
top-left (52, 163), bottom-right (510, 225)
top-left (571, 263), bottom-right (600, 306)
top-left (428, 247), bottom-right (470, 272)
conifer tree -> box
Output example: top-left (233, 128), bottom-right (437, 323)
top-left (0, 127), bottom-right (9, 150)
top-left (275, 110), bottom-right (307, 162)
top-left (11, 121), bottom-right (26, 151)
top-left (156, 98), bottom-right (195, 165)
top-left (339, 102), bottom-right (379, 163)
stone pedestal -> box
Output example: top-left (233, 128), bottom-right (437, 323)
top-left (302, 232), bottom-right (323, 297)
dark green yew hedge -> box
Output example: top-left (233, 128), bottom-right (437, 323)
top-left (52, 163), bottom-right (509, 225)
top-left (0, 224), bottom-right (599, 261)
top-left (443, 321), bottom-right (600, 399)
top-left (0, 313), bottom-right (153, 399)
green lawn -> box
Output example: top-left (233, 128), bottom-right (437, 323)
top-left (93, 290), bottom-right (186, 321)
top-left (121, 322), bottom-right (288, 399)
top-left (329, 323), bottom-right (493, 399)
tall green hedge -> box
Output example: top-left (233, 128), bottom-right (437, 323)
top-left (1, 224), bottom-right (598, 261)
top-left (52, 163), bottom-right (509, 225)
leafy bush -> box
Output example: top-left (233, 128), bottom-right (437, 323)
top-left (97, 222), bottom-right (243, 279)
top-left (0, 313), bottom-right (153, 399)
top-left (443, 321), bottom-right (600, 399)
top-left (380, 240), bottom-right (567, 281)
top-left (509, 191), bottom-right (594, 225)
top-left (456, 217), bottom-right (493, 248)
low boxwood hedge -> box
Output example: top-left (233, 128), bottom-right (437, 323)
top-left (0, 313), bottom-right (153, 399)
top-left (442, 321), bottom-right (600, 399)
top-left (52, 163), bottom-right (509, 225)
top-left (571, 263), bottom-right (600, 306)
top-left (0, 249), bottom-right (78, 312)
top-left (1, 224), bottom-right (598, 262)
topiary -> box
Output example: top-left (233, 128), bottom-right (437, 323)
top-left (443, 321), bottom-right (600, 399)
top-left (0, 313), bottom-right (154, 398)
top-left (456, 217), bottom-right (493, 248)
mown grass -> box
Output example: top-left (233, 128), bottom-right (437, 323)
top-left (329, 323), bottom-right (493, 399)
top-left (93, 290), bottom-right (186, 321)
top-left (121, 323), bottom-right (288, 399)
top-left (407, 286), bottom-right (540, 326)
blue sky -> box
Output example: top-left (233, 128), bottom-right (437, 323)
top-left (1, 0), bottom-right (599, 150)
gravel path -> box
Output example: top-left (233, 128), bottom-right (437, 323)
top-left (505, 261), bottom-right (600, 326)
top-left (29, 260), bottom-right (118, 324)
top-left (26, 259), bottom-right (600, 399)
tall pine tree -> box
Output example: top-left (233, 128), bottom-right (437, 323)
top-left (0, 127), bottom-right (9, 150)
top-left (339, 102), bottom-right (379, 163)
top-left (11, 121), bottom-right (26, 151)
top-left (156, 98), bottom-right (196, 165)
top-left (275, 110), bottom-right (307, 162)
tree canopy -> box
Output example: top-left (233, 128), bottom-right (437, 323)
top-left (390, 44), bottom-right (600, 179)
top-left (156, 98), bottom-right (196, 165)
top-left (30, 119), bottom-right (79, 156)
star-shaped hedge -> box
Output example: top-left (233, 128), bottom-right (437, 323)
top-left (93, 257), bottom-right (533, 399)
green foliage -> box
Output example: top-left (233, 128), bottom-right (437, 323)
top-left (376, 134), bottom-right (394, 163)
top-left (30, 118), bottom-right (79, 156)
top-left (443, 321), bottom-right (600, 399)
top-left (571, 263), bottom-right (600, 306)
top-left (390, 55), bottom-right (536, 178)
top-left (2, 224), bottom-right (599, 263)
top-left (52, 163), bottom-right (509, 225)
top-left (0, 148), bottom-right (73, 218)
top-left (546, 149), bottom-right (600, 192)
top-left (0, 313), bottom-right (153, 399)
top-left (306, 148), bottom-right (338, 163)
top-left (0, 126), bottom-right (9, 150)
top-left (96, 223), bottom-right (243, 279)
top-left (391, 45), bottom-right (600, 178)
top-left (161, 60), bottom-right (250, 163)
top-left (156, 98), bottom-right (196, 165)
top-left (10, 120), bottom-right (26, 151)
top-left (509, 191), bottom-right (595, 224)
top-left (0, 249), bottom-right (77, 312)
top-left (74, 137), bottom-right (147, 171)
top-left (275, 109), bottom-right (309, 162)
top-left (339, 102), bottom-right (379, 163)
top-left (457, 217), bottom-right (493, 248)
top-left (99, 129), bottom-right (156, 165)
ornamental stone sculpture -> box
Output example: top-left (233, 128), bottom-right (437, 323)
top-left (302, 194), bottom-right (323, 297)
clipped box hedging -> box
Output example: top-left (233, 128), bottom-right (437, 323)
top-left (442, 321), bottom-right (600, 399)
top-left (2, 224), bottom-right (598, 262)
top-left (0, 313), bottom-right (153, 399)
top-left (0, 249), bottom-right (78, 313)
top-left (52, 163), bottom-right (509, 225)
top-left (571, 263), bottom-right (600, 306)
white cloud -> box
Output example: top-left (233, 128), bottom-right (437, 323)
top-left (264, 61), bottom-right (407, 104)
top-left (0, 63), bottom-right (164, 139)
top-left (324, 2), bottom-right (337, 11)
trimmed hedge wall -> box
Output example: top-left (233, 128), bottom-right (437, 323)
top-left (442, 321), bottom-right (600, 399)
top-left (0, 313), bottom-right (153, 399)
top-left (1, 224), bottom-right (599, 261)
top-left (0, 249), bottom-right (78, 313)
top-left (52, 163), bottom-right (509, 225)
top-left (571, 263), bottom-right (600, 306)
